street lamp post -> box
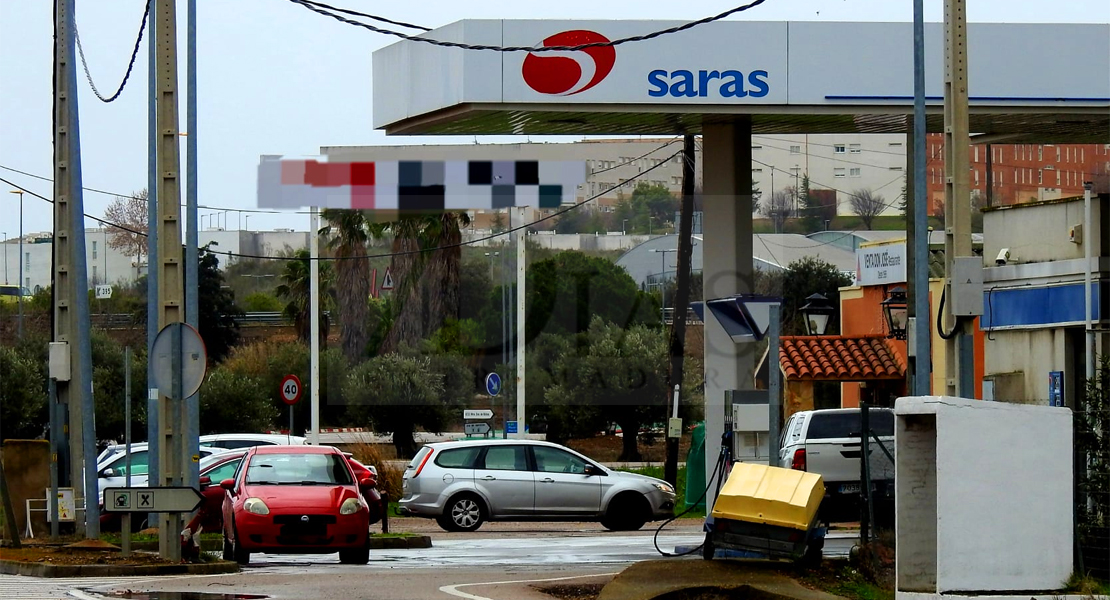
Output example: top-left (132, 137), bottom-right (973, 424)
top-left (9, 190), bottom-right (24, 338)
top-left (245, 215), bottom-right (250, 232)
top-left (622, 219), bottom-right (628, 235)
top-left (652, 248), bottom-right (678, 323)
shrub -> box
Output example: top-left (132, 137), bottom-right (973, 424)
top-left (242, 292), bottom-right (283, 313)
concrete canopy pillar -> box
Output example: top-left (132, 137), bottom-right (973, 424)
top-left (701, 120), bottom-right (755, 502)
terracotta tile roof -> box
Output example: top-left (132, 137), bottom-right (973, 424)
top-left (779, 335), bottom-right (906, 381)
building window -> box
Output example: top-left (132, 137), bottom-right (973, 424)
top-left (752, 168), bottom-right (763, 173)
top-left (849, 144), bottom-right (861, 154)
top-left (889, 166), bottom-right (904, 171)
top-left (92, 266), bottom-right (98, 281)
top-left (790, 145), bottom-right (801, 154)
top-left (1038, 146), bottom-right (1043, 161)
top-left (834, 144), bottom-right (846, 154)
top-left (25, 252), bottom-right (31, 269)
top-left (974, 146), bottom-right (979, 162)
top-left (92, 241), bottom-right (97, 259)
top-left (1057, 147), bottom-right (1061, 162)
top-left (849, 168), bottom-right (861, 177)
top-left (889, 142), bottom-right (903, 147)
top-left (752, 145), bottom-right (762, 150)
top-left (1057, 170), bottom-right (1061, 185)
top-left (834, 168), bottom-right (846, 178)
top-left (975, 169), bottom-right (980, 185)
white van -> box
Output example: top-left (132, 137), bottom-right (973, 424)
top-left (777, 408), bottom-right (895, 523)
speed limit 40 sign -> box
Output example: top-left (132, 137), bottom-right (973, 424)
top-left (280, 374), bottom-right (303, 406)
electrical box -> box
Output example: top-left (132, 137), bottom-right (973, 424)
top-left (727, 389), bottom-right (770, 463)
top-left (49, 342), bottom-right (70, 382)
top-left (950, 257), bottom-right (984, 317)
top-left (1069, 224), bottom-right (1083, 245)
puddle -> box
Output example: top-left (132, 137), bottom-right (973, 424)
top-left (104, 593), bottom-right (268, 600)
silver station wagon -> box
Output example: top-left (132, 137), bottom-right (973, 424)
top-left (399, 439), bottom-right (676, 532)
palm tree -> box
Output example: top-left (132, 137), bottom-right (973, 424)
top-left (378, 211), bottom-right (473, 354)
top-left (320, 209), bottom-right (371, 362)
top-left (274, 249), bottom-right (334, 345)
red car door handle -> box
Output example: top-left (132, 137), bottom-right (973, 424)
top-left (481, 476), bottom-right (496, 481)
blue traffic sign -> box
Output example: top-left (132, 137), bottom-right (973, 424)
top-left (486, 373), bottom-right (502, 397)
top-left (506, 420), bottom-right (518, 434)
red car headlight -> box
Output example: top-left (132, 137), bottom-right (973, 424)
top-left (244, 497), bottom-right (270, 515)
top-left (340, 498), bottom-right (364, 515)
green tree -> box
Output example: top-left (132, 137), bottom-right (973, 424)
top-left (0, 344), bottom-right (48, 440)
top-left (798, 174), bottom-right (822, 233)
top-left (631, 182), bottom-right (678, 232)
top-left (90, 330), bottom-right (149, 441)
top-left (490, 251), bottom-right (659, 345)
top-left (545, 318), bottom-right (670, 461)
top-left (490, 210), bottom-right (507, 233)
top-left (199, 368), bottom-right (279, 434)
top-left (242, 292), bottom-right (283, 313)
top-left (321, 209), bottom-right (372, 362)
top-left (196, 245), bottom-right (243, 363)
top-left (343, 353), bottom-right (448, 458)
top-left (274, 248), bottom-right (334, 346)
top-left (780, 257), bottom-right (853, 336)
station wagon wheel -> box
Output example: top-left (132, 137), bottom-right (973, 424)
top-left (438, 494), bottom-right (485, 532)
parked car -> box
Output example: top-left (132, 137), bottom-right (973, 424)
top-left (96, 443), bottom-right (226, 498)
top-left (199, 433), bottom-right (308, 449)
top-left (221, 445), bottom-right (373, 565)
top-left (399, 439), bottom-right (676, 532)
top-left (777, 408), bottom-right (895, 524)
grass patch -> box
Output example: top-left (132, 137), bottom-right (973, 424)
top-left (100, 532), bottom-right (222, 545)
top-left (1065, 572), bottom-right (1110, 595)
top-left (616, 465), bottom-right (706, 519)
top-left (800, 560), bottom-right (894, 600)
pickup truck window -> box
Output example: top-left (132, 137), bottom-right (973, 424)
top-left (807, 411), bottom-right (895, 439)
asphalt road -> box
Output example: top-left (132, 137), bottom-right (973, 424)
top-left (0, 521), bottom-right (859, 600)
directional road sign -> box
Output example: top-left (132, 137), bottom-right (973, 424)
top-left (464, 422), bottom-right (491, 436)
top-left (281, 374), bottom-right (303, 406)
top-left (103, 487), bottom-right (204, 513)
top-left (464, 409), bottom-right (494, 420)
top-left (485, 372), bottom-right (502, 396)
top-left (95, 285), bottom-right (113, 299)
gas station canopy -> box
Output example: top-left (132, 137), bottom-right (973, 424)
top-left (373, 21), bottom-right (1109, 142)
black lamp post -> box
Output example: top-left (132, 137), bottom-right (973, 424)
top-left (882, 286), bottom-right (908, 340)
top-left (800, 293), bottom-right (834, 336)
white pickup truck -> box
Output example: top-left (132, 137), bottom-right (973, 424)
top-left (777, 408), bottom-right (895, 524)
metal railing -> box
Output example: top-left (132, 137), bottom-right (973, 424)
top-left (662, 307), bottom-right (703, 325)
top-left (89, 311), bottom-right (301, 329)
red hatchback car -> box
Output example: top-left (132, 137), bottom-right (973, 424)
top-left (221, 445), bottom-right (372, 564)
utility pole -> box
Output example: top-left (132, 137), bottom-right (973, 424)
top-left (155, 0), bottom-right (185, 561)
top-left (145, 0), bottom-right (160, 525)
top-left (665, 135), bottom-right (696, 487)
top-left (53, 0), bottom-right (97, 538)
top-left (515, 207), bottom-right (526, 438)
top-left (184, 0), bottom-right (200, 490)
top-left (943, 0), bottom-right (974, 397)
top-left (912, 0), bottom-right (931, 395)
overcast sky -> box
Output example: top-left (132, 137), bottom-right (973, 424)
top-left (2, 1), bottom-right (1107, 236)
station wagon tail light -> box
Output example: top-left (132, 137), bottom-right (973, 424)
top-left (411, 449), bottom-right (434, 479)
top-left (791, 449), bottom-right (807, 471)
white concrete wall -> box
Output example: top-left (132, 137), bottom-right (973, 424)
top-left (983, 328), bottom-right (1071, 404)
top-left (982, 197), bottom-right (1101, 266)
top-left (896, 397), bottom-right (1073, 593)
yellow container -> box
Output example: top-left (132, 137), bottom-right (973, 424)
top-left (710, 462), bottom-right (825, 531)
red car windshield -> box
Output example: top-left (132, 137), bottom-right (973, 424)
top-left (245, 453), bottom-right (353, 486)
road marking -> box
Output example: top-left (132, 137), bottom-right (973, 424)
top-left (438, 572), bottom-right (619, 600)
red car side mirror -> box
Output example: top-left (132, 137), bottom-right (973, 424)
top-left (198, 476), bottom-right (212, 487)
top-left (359, 476), bottom-right (377, 489)
top-left (220, 478), bottom-right (236, 493)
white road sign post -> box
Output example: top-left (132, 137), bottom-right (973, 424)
top-left (103, 486), bottom-right (203, 513)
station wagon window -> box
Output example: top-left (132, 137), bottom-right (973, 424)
top-left (104, 451), bottom-right (149, 477)
top-left (435, 447), bottom-right (481, 469)
top-left (532, 446), bottom-right (589, 474)
top-left (480, 446), bottom-right (528, 471)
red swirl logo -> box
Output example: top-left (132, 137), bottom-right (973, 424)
top-left (522, 30), bottom-right (616, 96)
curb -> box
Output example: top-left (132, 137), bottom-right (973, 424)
top-left (0, 559), bottom-right (239, 578)
top-left (368, 535), bottom-right (432, 550)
